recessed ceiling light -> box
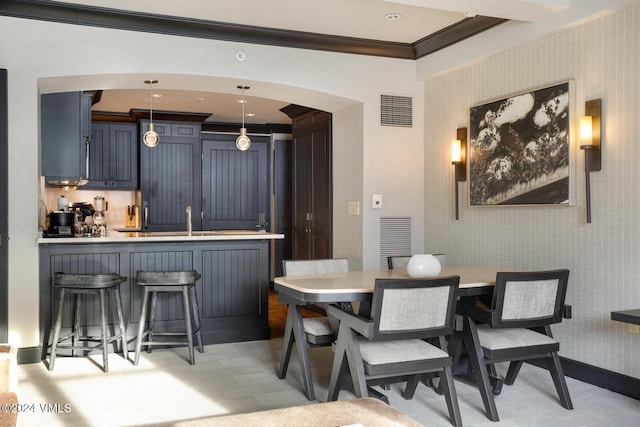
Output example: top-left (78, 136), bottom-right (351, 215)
top-left (385, 13), bottom-right (401, 21)
top-left (246, 113), bottom-right (255, 117)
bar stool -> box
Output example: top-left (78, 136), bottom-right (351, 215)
top-left (48, 272), bottom-right (128, 372)
top-left (134, 270), bottom-right (204, 365)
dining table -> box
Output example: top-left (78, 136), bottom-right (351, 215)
top-left (273, 266), bottom-right (504, 400)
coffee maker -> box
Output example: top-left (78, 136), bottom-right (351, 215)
top-left (93, 195), bottom-right (108, 236)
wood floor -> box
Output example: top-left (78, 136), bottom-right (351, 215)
top-left (268, 289), bottom-right (324, 338)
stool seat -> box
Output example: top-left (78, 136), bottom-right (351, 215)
top-left (134, 270), bottom-right (204, 365)
top-left (48, 272), bottom-right (128, 372)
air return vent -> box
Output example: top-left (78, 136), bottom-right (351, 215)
top-left (380, 216), bottom-right (412, 268)
top-left (380, 94), bottom-right (413, 128)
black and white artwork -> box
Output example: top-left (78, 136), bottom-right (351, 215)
top-left (469, 82), bottom-right (571, 206)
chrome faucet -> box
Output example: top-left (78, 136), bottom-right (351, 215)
top-left (186, 205), bottom-right (192, 236)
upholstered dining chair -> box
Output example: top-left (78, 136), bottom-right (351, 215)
top-left (278, 258), bottom-right (349, 396)
top-left (387, 254), bottom-right (446, 270)
top-left (457, 269), bottom-right (572, 422)
top-left (327, 276), bottom-right (462, 427)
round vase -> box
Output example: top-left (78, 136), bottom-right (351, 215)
top-left (406, 254), bottom-right (442, 278)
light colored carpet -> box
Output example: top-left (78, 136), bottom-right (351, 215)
top-left (14, 338), bottom-right (640, 426)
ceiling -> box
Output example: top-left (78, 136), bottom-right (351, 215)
top-left (4, 0), bottom-right (578, 125)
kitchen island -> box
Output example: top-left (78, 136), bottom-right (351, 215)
top-left (38, 230), bottom-right (284, 357)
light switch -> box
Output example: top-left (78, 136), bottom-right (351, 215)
top-left (372, 193), bottom-right (382, 209)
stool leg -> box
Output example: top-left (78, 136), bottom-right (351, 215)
top-left (189, 284), bottom-right (204, 353)
top-left (182, 286), bottom-right (195, 365)
top-left (148, 290), bottom-right (159, 353)
top-left (99, 289), bottom-right (109, 372)
top-left (134, 287), bottom-right (150, 366)
top-left (113, 285), bottom-right (128, 362)
top-left (48, 287), bottom-right (66, 371)
top-left (71, 293), bottom-right (81, 358)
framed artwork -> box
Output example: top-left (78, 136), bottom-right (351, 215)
top-left (469, 82), bottom-right (572, 206)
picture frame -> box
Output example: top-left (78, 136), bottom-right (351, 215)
top-left (469, 82), bottom-right (573, 206)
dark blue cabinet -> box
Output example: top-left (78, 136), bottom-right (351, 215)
top-left (84, 122), bottom-right (138, 189)
top-left (41, 92), bottom-right (92, 185)
top-left (139, 120), bottom-right (202, 231)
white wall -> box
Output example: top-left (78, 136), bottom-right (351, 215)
top-left (0, 16), bottom-right (425, 348)
top-left (420, 3), bottom-right (640, 378)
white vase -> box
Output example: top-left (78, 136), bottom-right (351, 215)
top-left (406, 254), bottom-right (442, 278)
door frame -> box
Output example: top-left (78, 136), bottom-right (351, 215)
top-left (1, 69), bottom-right (8, 342)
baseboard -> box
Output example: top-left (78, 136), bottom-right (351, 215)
top-left (16, 346), bottom-right (42, 365)
top-left (529, 357), bottom-right (640, 401)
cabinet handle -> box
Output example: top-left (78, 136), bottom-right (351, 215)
top-left (144, 205), bottom-right (149, 229)
top-left (84, 135), bottom-right (92, 180)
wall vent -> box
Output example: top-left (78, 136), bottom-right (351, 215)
top-left (380, 216), bottom-right (412, 268)
top-left (380, 94), bottom-right (413, 128)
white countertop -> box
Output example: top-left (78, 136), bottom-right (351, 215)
top-left (38, 230), bottom-right (285, 244)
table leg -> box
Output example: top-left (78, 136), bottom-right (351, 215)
top-left (288, 304), bottom-right (315, 400)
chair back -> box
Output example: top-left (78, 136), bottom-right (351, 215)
top-left (369, 276), bottom-right (459, 340)
top-left (283, 258), bottom-right (349, 276)
top-left (387, 254), bottom-right (446, 270)
top-left (491, 269), bottom-right (569, 328)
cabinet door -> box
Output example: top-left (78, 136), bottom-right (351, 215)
top-left (86, 123), bottom-right (138, 189)
top-left (292, 111), bottom-right (332, 260)
top-left (41, 92), bottom-right (90, 183)
top-left (140, 124), bottom-right (201, 231)
top-left (108, 123), bottom-right (138, 189)
top-left (201, 136), bottom-right (269, 230)
top-left (87, 122), bottom-right (109, 187)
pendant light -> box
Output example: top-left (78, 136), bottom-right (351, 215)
top-left (143, 79), bottom-right (159, 147)
top-left (236, 85), bottom-right (251, 151)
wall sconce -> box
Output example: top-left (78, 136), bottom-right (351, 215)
top-left (579, 99), bottom-right (602, 223)
top-left (451, 127), bottom-right (467, 220)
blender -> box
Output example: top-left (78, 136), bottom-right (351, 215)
top-left (93, 195), bottom-right (108, 236)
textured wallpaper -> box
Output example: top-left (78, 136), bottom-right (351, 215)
top-left (423, 4), bottom-right (640, 377)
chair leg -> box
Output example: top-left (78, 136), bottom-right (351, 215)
top-left (278, 305), bottom-right (295, 379)
top-left (134, 288), bottom-right (150, 366)
top-left (344, 328), bottom-right (367, 399)
top-left (99, 289), bottom-right (109, 372)
top-left (439, 366), bottom-right (463, 427)
top-left (504, 360), bottom-right (523, 385)
top-left (549, 352), bottom-right (573, 409)
top-left (113, 285), bottom-right (128, 362)
top-left (182, 286), bottom-right (195, 365)
top-left (71, 293), bottom-right (81, 358)
top-left (147, 290), bottom-right (158, 353)
top-left (48, 288), bottom-right (66, 371)
top-left (403, 375), bottom-right (421, 400)
top-left (189, 285), bottom-right (204, 353)
top-left (462, 315), bottom-right (500, 422)
top-left (327, 325), bottom-right (349, 401)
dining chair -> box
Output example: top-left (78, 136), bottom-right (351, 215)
top-left (327, 276), bottom-right (463, 427)
top-left (278, 258), bottom-right (349, 399)
top-left (387, 253), bottom-right (446, 270)
top-left (457, 269), bottom-right (572, 422)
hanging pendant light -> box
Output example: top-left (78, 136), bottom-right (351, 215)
top-left (236, 85), bottom-right (251, 151)
top-left (143, 79), bottom-right (159, 148)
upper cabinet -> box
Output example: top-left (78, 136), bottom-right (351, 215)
top-left (84, 122), bottom-right (138, 189)
top-left (41, 92), bottom-right (93, 185)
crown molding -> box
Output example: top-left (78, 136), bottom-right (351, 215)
top-left (0, 0), bottom-right (506, 59)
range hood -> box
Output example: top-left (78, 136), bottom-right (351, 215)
top-left (45, 178), bottom-right (88, 188)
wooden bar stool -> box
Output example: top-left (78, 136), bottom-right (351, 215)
top-left (48, 272), bottom-right (128, 372)
top-left (134, 270), bottom-right (204, 365)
